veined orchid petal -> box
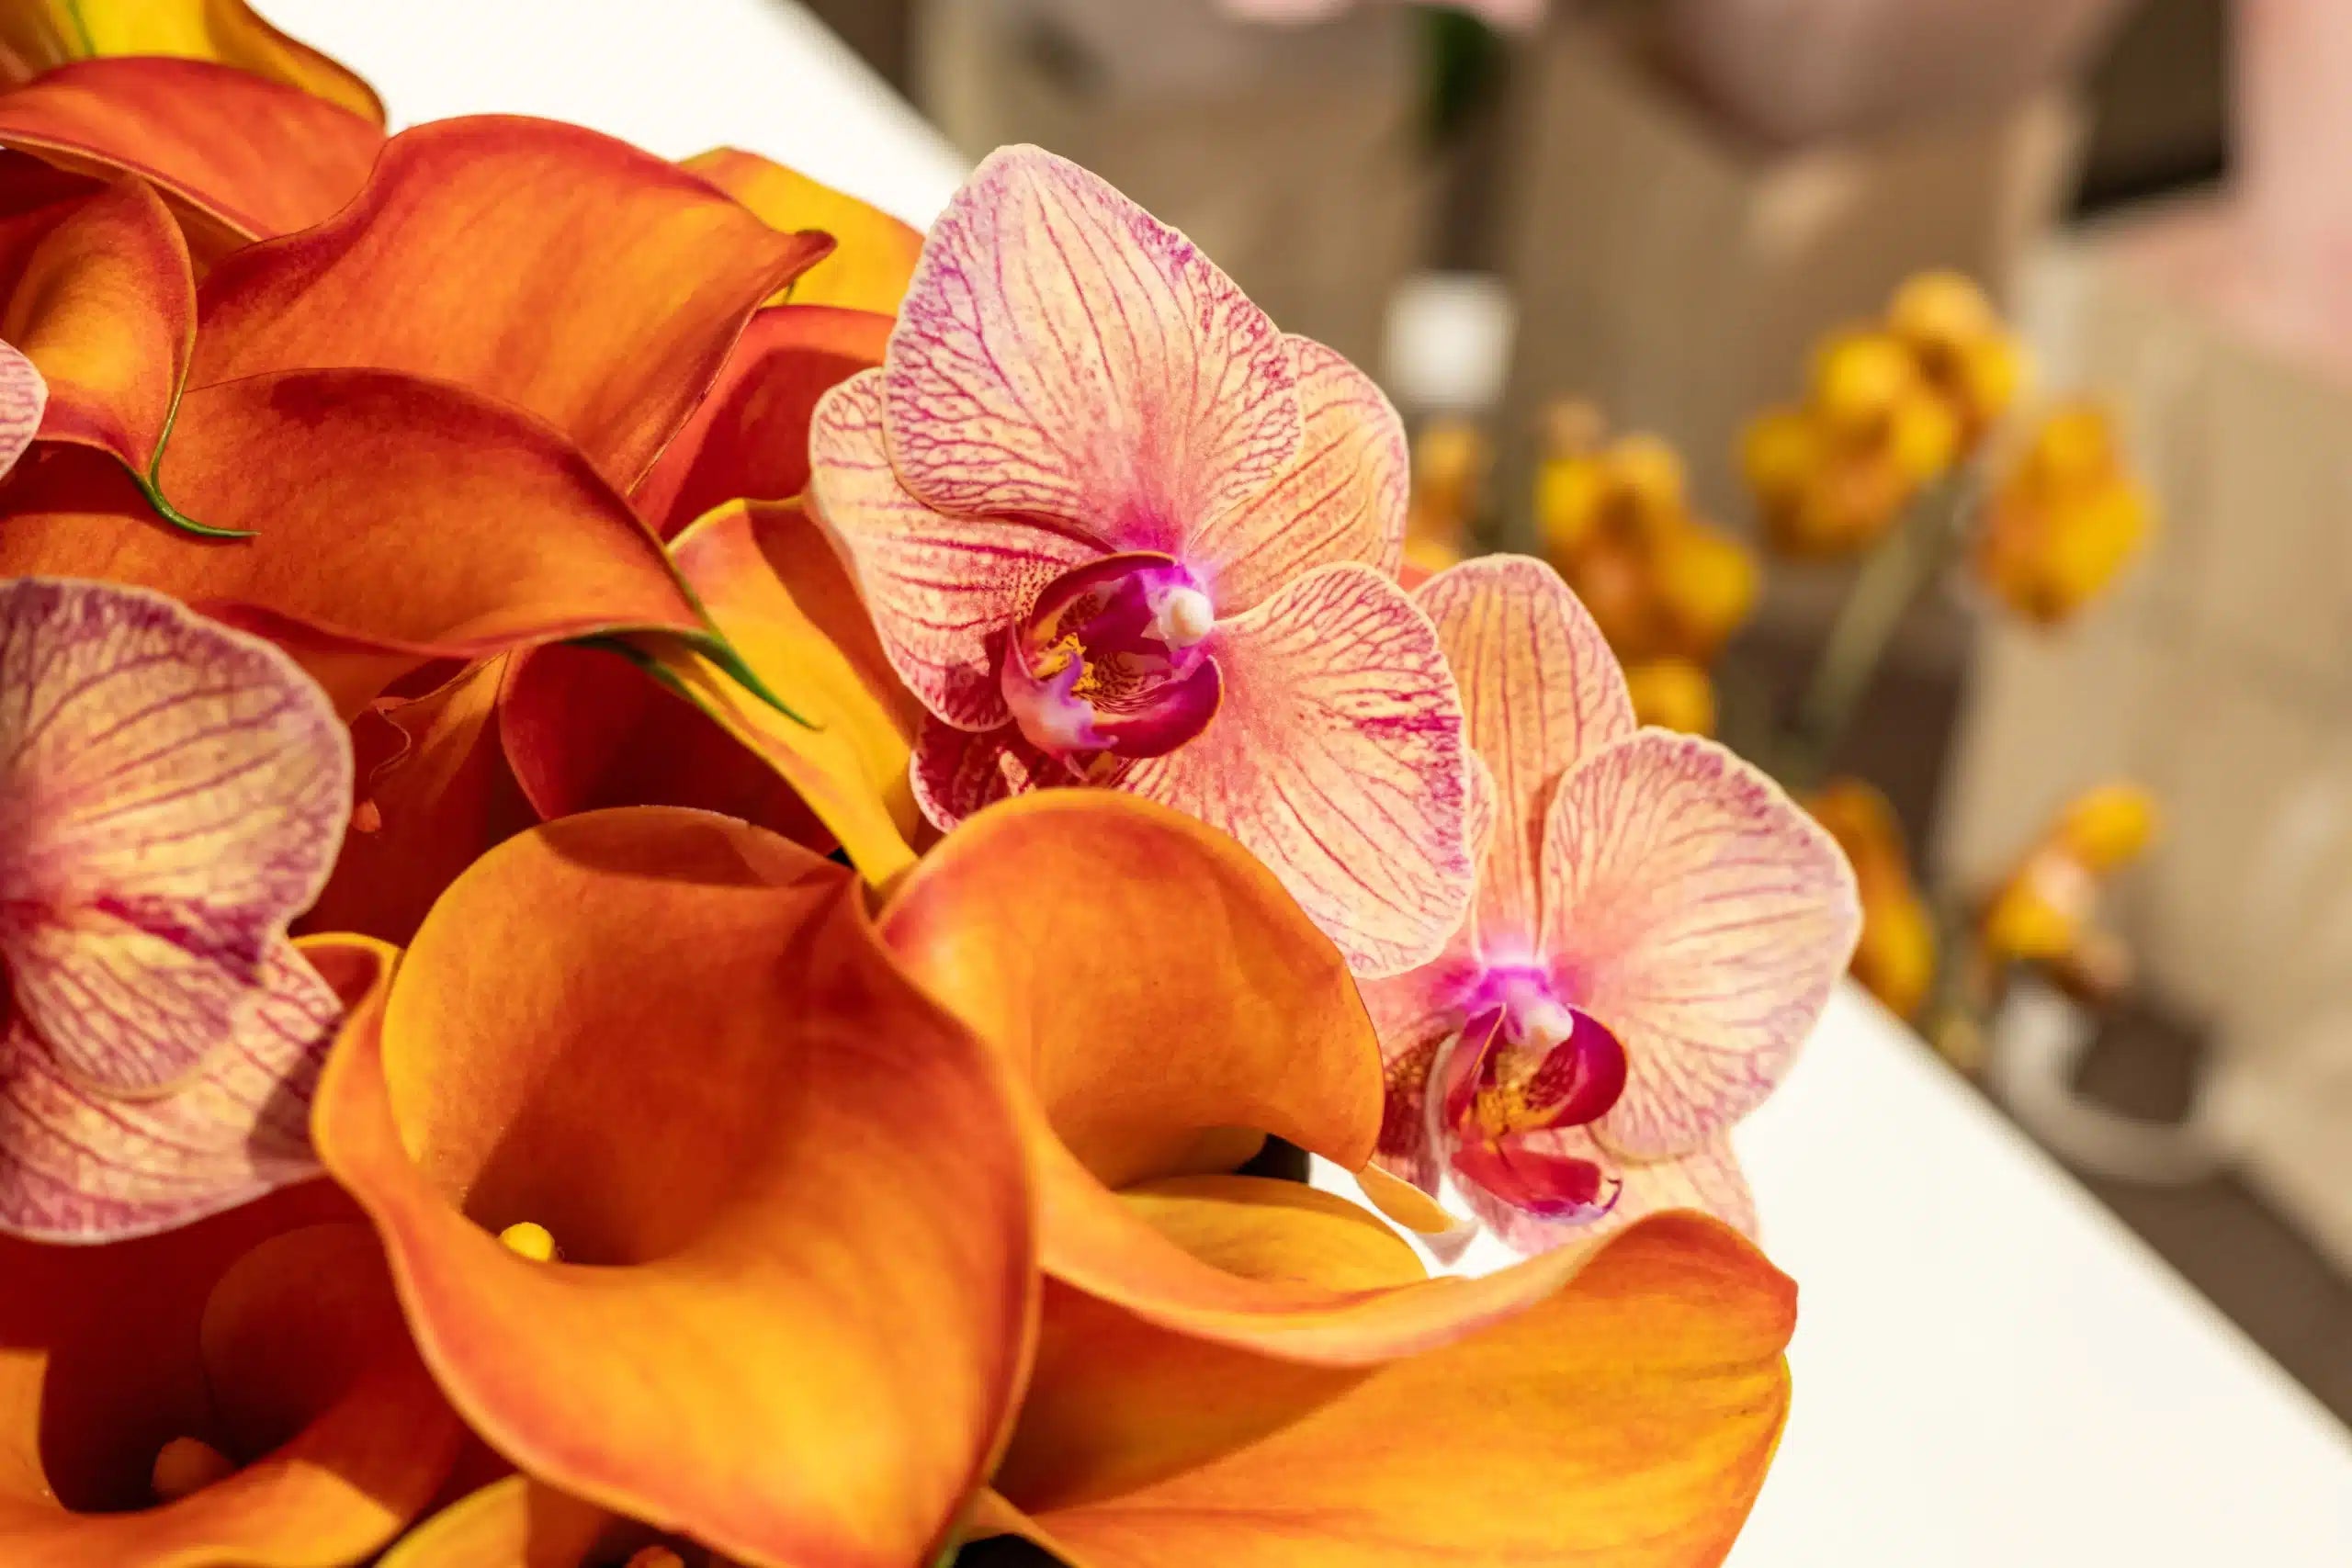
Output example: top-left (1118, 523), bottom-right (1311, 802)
top-left (0, 333), bottom-right (44, 478)
top-left (0, 578), bottom-right (348, 1100)
top-left (1464, 1133), bottom-right (1758, 1256)
top-left (882, 144), bottom-right (1299, 551)
top-left (1416, 555), bottom-right (1635, 953)
top-left (1125, 562), bottom-right (1473, 977)
top-left (1544, 730), bottom-right (1860, 1159)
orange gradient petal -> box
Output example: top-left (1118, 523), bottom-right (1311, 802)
top-left (311, 808), bottom-right (1034, 1568)
top-left (0, 58), bottom-right (381, 254)
top-left (628, 304), bottom-right (892, 538)
top-left (683, 146), bottom-right (923, 315)
top-left (0, 0), bottom-right (382, 122)
top-left (0, 371), bottom-right (704, 716)
top-left (193, 117), bottom-right (832, 485)
top-left (0, 176), bottom-right (192, 477)
top-left (0, 1198), bottom-right (462, 1568)
top-left (989, 1206), bottom-right (1792, 1568)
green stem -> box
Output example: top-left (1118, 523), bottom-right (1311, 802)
top-left (1784, 479), bottom-right (1972, 788)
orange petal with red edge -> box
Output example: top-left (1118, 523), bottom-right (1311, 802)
top-left (991, 1196), bottom-right (1792, 1568)
top-left (0, 1201), bottom-right (462, 1567)
top-left (194, 117), bottom-right (832, 486)
top-left (683, 146), bottom-right (923, 315)
top-left (299, 660), bottom-right (538, 947)
top-left (0, 0), bottom-right (383, 122)
top-left (499, 638), bottom-right (830, 852)
top-left (0, 58), bottom-right (382, 256)
top-left (628, 304), bottom-right (892, 538)
top-left (0, 176), bottom-right (191, 477)
top-left (640, 498), bottom-right (924, 880)
top-left (0, 371), bottom-right (704, 716)
top-left (311, 807), bottom-right (1034, 1568)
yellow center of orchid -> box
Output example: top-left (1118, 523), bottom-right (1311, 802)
top-left (151, 1436), bottom-right (236, 1503)
top-left (498, 1220), bottom-right (560, 1262)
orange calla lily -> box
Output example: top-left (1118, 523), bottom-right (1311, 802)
top-left (192, 116), bottom-right (833, 488)
top-left (0, 1188), bottom-right (463, 1567)
top-left (0, 57), bottom-right (383, 257)
top-left (628, 302), bottom-right (893, 539)
top-left (875, 791), bottom-right (1796, 1563)
top-left (0, 371), bottom-right (707, 716)
top-left (0, 175), bottom-right (192, 486)
top-left (684, 145), bottom-right (924, 316)
top-left (311, 807), bottom-right (1035, 1568)
top-left (0, 0), bottom-right (383, 123)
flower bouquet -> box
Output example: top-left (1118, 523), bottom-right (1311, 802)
top-left (0, 6), bottom-right (1861, 1564)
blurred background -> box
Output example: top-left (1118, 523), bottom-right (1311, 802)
top-left (803, 0), bottom-right (2347, 1426)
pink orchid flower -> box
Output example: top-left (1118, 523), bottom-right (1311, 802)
top-left (1364, 556), bottom-right (1860, 1254)
top-left (0, 575), bottom-right (353, 1240)
top-left (808, 145), bottom-right (1473, 975)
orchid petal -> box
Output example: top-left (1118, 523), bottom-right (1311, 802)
top-left (1543, 731), bottom-right (1860, 1158)
top-left (628, 303), bottom-right (892, 538)
top-left (192, 117), bottom-right (830, 486)
top-left (990, 1204), bottom-right (1792, 1568)
top-left (0, 1197), bottom-right (462, 1566)
top-left (1417, 555), bottom-right (1634, 953)
top-left (311, 808), bottom-right (1033, 1568)
top-left (908, 716), bottom-right (1058, 829)
top-left (0, 371), bottom-right (705, 717)
top-left (0, 936), bottom-right (381, 1243)
top-left (0, 334), bottom-right (43, 479)
top-left (0, 0), bottom-right (383, 122)
top-left (681, 147), bottom-right (924, 315)
top-left (882, 144), bottom-right (1299, 551)
top-left (1465, 1133), bottom-right (1758, 1256)
top-left (1186, 335), bottom-right (1406, 613)
top-left (0, 58), bottom-right (380, 255)
top-left (2, 178), bottom-right (187, 479)
top-left (1125, 561), bottom-right (1473, 977)
top-left (0, 579), bottom-right (348, 1096)
top-left (809, 367), bottom-right (1095, 728)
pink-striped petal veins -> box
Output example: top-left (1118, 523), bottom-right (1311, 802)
top-left (1185, 335), bottom-right (1407, 613)
top-left (1464, 1132), bottom-right (1756, 1256)
top-left (881, 144), bottom-right (1300, 552)
top-left (0, 937), bottom-right (374, 1241)
top-left (910, 717), bottom-right (1065, 829)
top-left (1126, 562), bottom-right (1472, 976)
top-left (0, 339), bottom-right (48, 479)
top-left (809, 369), bottom-right (1095, 728)
top-left (0, 579), bottom-right (351, 1097)
top-left (1418, 556), bottom-right (1634, 956)
top-left (1542, 731), bottom-right (1859, 1159)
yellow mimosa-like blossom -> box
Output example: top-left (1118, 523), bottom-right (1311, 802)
top-left (1973, 400), bottom-right (2154, 626)
top-left (1623, 658), bottom-right (1718, 737)
top-left (1805, 778), bottom-right (1936, 1020)
top-left (1981, 782), bottom-right (2158, 969)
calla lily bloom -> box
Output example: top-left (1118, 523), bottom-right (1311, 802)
top-left (311, 807), bottom-right (1033, 1568)
top-left (0, 578), bottom-right (357, 1241)
top-left (683, 146), bottom-right (924, 316)
top-left (1361, 557), bottom-right (1860, 1254)
top-left (0, 1187), bottom-right (463, 1567)
top-left (812, 145), bottom-right (1473, 975)
top-left (876, 790), bottom-right (1796, 1566)
top-left (0, 0), bottom-right (382, 123)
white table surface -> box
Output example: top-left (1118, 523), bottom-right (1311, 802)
top-left (263, 3), bottom-right (2352, 1561)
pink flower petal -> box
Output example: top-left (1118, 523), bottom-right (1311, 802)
top-left (1416, 557), bottom-right (1634, 956)
top-left (1541, 731), bottom-right (1860, 1159)
top-left (1125, 561), bottom-right (1472, 976)
top-left (1360, 953), bottom-right (1481, 1196)
top-left (0, 338), bottom-right (45, 479)
top-left (1462, 1132), bottom-right (1755, 1257)
top-left (0, 940), bottom-right (343, 1242)
top-left (1185, 335), bottom-right (1405, 614)
top-left (881, 146), bottom-right (1299, 554)
top-left (809, 369), bottom-right (1096, 728)
top-left (0, 579), bottom-right (350, 1095)
top-left (910, 716), bottom-right (1064, 829)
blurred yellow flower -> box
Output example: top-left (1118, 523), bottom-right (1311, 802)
top-left (1805, 778), bottom-right (1935, 1020)
top-left (1538, 407), bottom-right (1758, 662)
top-left (1973, 400), bottom-right (2154, 626)
top-left (1981, 782), bottom-right (2158, 970)
top-left (1745, 272), bottom-right (2026, 558)
top-left (1623, 658), bottom-right (1717, 736)
top-left (1405, 416), bottom-right (1489, 581)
